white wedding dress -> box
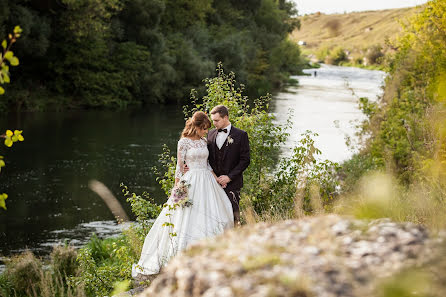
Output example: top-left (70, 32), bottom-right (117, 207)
top-left (132, 137), bottom-right (234, 277)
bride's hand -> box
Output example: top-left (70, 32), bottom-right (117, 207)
top-left (217, 175), bottom-right (231, 185)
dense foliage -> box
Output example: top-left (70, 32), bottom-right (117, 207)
top-left (340, 0), bottom-right (446, 204)
top-left (315, 44), bottom-right (385, 69)
top-left (156, 65), bottom-right (339, 219)
top-left (335, 3), bottom-right (446, 290)
top-left (0, 0), bottom-right (305, 111)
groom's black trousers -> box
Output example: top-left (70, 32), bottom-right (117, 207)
top-left (224, 188), bottom-right (241, 214)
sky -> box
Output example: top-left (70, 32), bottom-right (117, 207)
top-left (293, 0), bottom-right (430, 15)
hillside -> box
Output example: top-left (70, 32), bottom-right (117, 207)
top-left (290, 6), bottom-right (424, 65)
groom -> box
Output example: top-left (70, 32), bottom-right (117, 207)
top-left (207, 105), bottom-right (250, 225)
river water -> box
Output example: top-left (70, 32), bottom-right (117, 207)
top-left (0, 65), bottom-right (385, 261)
top-left (272, 64), bottom-right (385, 162)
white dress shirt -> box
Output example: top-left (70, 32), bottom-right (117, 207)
top-left (216, 123), bottom-right (231, 149)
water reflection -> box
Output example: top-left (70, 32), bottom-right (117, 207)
top-left (0, 106), bottom-right (184, 256)
top-left (272, 64), bottom-right (385, 162)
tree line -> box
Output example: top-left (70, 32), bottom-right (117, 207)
top-left (0, 0), bottom-right (305, 111)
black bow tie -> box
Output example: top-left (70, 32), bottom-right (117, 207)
top-left (218, 128), bottom-right (228, 133)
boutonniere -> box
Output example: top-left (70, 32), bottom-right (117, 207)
top-left (226, 135), bottom-right (234, 146)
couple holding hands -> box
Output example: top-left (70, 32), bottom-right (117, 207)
top-left (133, 105), bottom-right (250, 277)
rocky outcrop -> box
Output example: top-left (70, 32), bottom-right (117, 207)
top-left (139, 215), bottom-right (442, 297)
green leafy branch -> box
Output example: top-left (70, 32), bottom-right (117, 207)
top-left (0, 130), bottom-right (25, 212)
top-left (0, 26), bottom-right (23, 210)
top-left (0, 26), bottom-right (22, 95)
top-left (2, 129), bottom-right (24, 147)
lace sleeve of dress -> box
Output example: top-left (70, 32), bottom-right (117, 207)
top-left (207, 158), bottom-right (213, 172)
top-left (175, 138), bottom-right (187, 179)
top-left (201, 138), bottom-right (213, 172)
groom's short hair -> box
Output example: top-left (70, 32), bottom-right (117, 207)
top-left (211, 105), bottom-right (229, 118)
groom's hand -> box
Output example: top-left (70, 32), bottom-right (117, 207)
top-left (217, 175), bottom-right (231, 187)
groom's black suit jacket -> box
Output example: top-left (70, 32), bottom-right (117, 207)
top-left (207, 126), bottom-right (250, 191)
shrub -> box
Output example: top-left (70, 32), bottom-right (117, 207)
top-left (249, 131), bottom-right (340, 219)
top-left (365, 45), bottom-right (384, 65)
top-left (69, 247), bottom-right (119, 296)
top-left (326, 47), bottom-right (347, 65)
top-left (154, 65), bottom-right (340, 221)
top-left (50, 245), bottom-right (78, 279)
top-left (70, 233), bottom-right (139, 296)
top-left (5, 251), bottom-right (43, 295)
top-left (121, 183), bottom-right (161, 245)
top-left (316, 46), bottom-right (330, 63)
top-left (0, 272), bottom-right (13, 297)
top-left (182, 64), bottom-right (293, 202)
top-left (353, 56), bottom-right (363, 65)
top-left (85, 234), bottom-right (112, 263)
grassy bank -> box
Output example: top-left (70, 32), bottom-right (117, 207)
top-left (290, 6), bottom-right (424, 68)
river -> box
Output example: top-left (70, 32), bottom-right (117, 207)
top-left (273, 64), bottom-right (385, 162)
top-left (0, 65), bottom-right (385, 261)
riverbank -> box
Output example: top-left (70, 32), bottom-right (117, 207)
top-left (0, 65), bottom-right (385, 258)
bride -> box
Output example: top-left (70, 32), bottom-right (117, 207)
top-left (132, 111), bottom-right (234, 277)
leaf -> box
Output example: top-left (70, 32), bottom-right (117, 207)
top-left (11, 135), bottom-right (18, 142)
top-left (0, 159), bottom-right (5, 168)
top-left (10, 57), bottom-right (19, 66)
top-left (3, 73), bottom-right (10, 83)
top-left (13, 26), bottom-right (22, 35)
top-left (0, 193), bottom-right (7, 210)
top-left (5, 138), bottom-right (12, 147)
top-left (0, 87), bottom-right (4, 95)
top-left (4, 51), bottom-right (12, 60)
top-left (18, 134), bottom-right (24, 141)
top-left (6, 130), bottom-right (12, 137)
top-left (1, 40), bottom-right (6, 49)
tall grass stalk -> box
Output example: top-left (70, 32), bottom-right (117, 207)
top-left (334, 172), bottom-right (446, 231)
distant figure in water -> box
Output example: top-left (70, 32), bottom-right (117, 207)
top-left (314, 71), bottom-right (317, 77)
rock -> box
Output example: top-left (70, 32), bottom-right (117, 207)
top-left (138, 215), bottom-right (441, 297)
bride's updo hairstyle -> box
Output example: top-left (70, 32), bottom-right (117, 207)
top-left (181, 111), bottom-right (211, 138)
